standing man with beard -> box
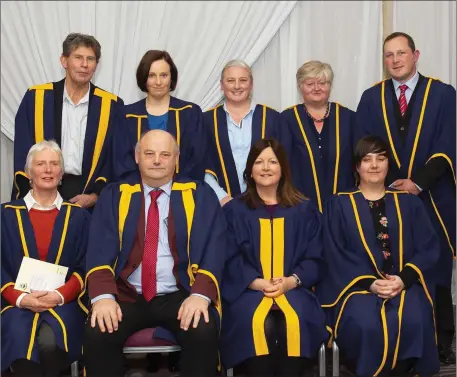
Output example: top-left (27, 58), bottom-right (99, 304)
top-left (356, 32), bottom-right (456, 364)
top-left (12, 33), bottom-right (124, 209)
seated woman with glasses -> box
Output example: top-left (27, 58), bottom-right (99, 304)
top-left (221, 138), bottom-right (328, 377)
top-left (1, 140), bottom-right (90, 377)
top-left (317, 135), bottom-right (440, 377)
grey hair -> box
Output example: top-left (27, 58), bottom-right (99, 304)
top-left (220, 59), bottom-right (253, 82)
top-left (135, 130), bottom-right (180, 154)
top-left (62, 33), bottom-right (101, 63)
top-left (25, 140), bottom-right (64, 176)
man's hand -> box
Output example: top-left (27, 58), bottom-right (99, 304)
top-left (220, 196), bottom-right (233, 207)
top-left (177, 295), bottom-right (210, 331)
top-left (249, 278), bottom-right (275, 292)
top-left (90, 298), bottom-right (122, 333)
top-left (69, 193), bottom-right (98, 208)
top-left (390, 179), bottom-right (420, 195)
top-left (36, 291), bottom-right (63, 306)
top-left (20, 291), bottom-right (55, 312)
top-left (263, 277), bottom-right (296, 298)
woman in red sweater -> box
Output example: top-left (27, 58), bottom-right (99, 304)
top-left (1, 140), bottom-right (90, 377)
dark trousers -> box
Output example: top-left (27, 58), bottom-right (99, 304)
top-left (436, 285), bottom-right (455, 349)
top-left (11, 322), bottom-right (68, 377)
top-left (83, 290), bottom-right (218, 377)
top-left (240, 310), bottom-right (312, 377)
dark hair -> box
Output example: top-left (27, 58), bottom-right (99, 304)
top-left (62, 33), bottom-right (101, 63)
top-left (353, 135), bottom-right (390, 184)
top-left (136, 50), bottom-right (178, 92)
top-left (241, 138), bottom-right (306, 209)
top-left (383, 32), bottom-right (416, 53)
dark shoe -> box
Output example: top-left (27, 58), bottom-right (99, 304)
top-left (439, 346), bottom-right (456, 364)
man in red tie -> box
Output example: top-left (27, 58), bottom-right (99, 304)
top-left (356, 32), bottom-right (456, 364)
top-left (81, 129), bottom-right (227, 376)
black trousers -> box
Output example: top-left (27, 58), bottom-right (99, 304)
top-left (11, 322), bottom-right (69, 377)
top-left (435, 285), bottom-right (455, 349)
top-left (240, 310), bottom-right (312, 377)
top-left (83, 290), bottom-right (218, 377)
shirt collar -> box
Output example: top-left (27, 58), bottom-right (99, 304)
top-left (392, 70), bottom-right (419, 92)
top-left (142, 179), bottom-right (173, 199)
top-left (24, 190), bottom-right (63, 211)
top-left (63, 81), bottom-right (91, 106)
top-left (223, 101), bottom-right (256, 120)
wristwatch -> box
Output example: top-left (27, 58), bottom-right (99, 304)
top-left (292, 273), bottom-right (301, 287)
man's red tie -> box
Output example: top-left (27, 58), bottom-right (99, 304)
top-left (142, 189), bottom-right (162, 301)
top-left (399, 84), bottom-right (408, 117)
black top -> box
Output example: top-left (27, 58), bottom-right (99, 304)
top-left (308, 113), bottom-right (330, 169)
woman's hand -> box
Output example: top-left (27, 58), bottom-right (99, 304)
top-left (249, 278), bottom-right (275, 291)
top-left (370, 275), bottom-right (404, 299)
top-left (263, 277), bottom-right (296, 298)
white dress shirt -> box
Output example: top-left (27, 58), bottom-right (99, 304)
top-left (61, 82), bottom-right (90, 175)
top-left (18, 190), bottom-right (64, 307)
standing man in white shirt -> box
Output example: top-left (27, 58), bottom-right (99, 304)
top-left (356, 32), bottom-right (456, 364)
top-left (12, 33), bottom-right (124, 209)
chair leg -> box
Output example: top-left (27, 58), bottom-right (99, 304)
top-left (71, 360), bottom-right (79, 377)
top-left (318, 342), bottom-right (326, 377)
top-left (226, 367), bottom-right (234, 376)
top-left (332, 341), bottom-right (339, 377)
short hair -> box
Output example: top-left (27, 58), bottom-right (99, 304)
top-left (135, 130), bottom-right (180, 154)
top-left (296, 60), bottom-right (334, 87)
top-left (383, 32), bottom-right (416, 52)
top-left (220, 59), bottom-right (253, 82)
top-left (241, 138), bottom-right (306, 209)
top-left (62, 33), bottom-right (101, 63)
top-left (136, 50), bottom-right (178, 92)
top-left (353, 135), bottom-right (390, 184)
top-left (25, 140), bottom-right (64, 176)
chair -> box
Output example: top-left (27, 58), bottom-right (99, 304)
top-left (332, 340), bottom-right (339, 377)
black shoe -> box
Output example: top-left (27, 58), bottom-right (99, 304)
top-left (439, 346), bottom-right (456, 364)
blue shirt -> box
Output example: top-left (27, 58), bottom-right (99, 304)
top-left (204, 102), bottom-right (256, 200)
top-left (147, 112), bottom-right (168, 131)
top-left (392, 70), bottom-right (419, 104)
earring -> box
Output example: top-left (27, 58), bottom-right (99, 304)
top-left (29, 179), bottom-right (32, 187)
top-left (59, 180), bottom-right (62, 186)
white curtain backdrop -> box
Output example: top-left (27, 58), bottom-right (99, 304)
top-left (251, 0), bottom-right (383, 112)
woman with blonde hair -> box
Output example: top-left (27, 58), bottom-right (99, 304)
top-left (1, 140), bottom-right (90, 377)
top-left (281, 60), bottom-right (356, 212)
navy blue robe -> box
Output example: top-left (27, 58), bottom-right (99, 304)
top-left (1, 201), bottom-right (90, 370)
top-left (281, 102), bottom-right (356, 212)
top-left (356, 76), bottom-right (456, 287)
top-left (12, 79), bottom-right (124, 200)
top-left (79, 178), bottom-right (227, 341)
top-left (113, 97), bottom-right (206, 182)
top-left (317, 190), bottom-right (440, 377)
top-left (221, 198), bottom-right (328, 369)
top-left (204, 104), bottom-right (285, 198)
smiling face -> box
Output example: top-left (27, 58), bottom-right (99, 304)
top-left (29, 148), bottom-right (63, 192)
top-left (384, 36), bottom-right (420, 82)
top-left (299, 76), bottom-right (331, 105)
top-left (251, 146), bottom-right (282, 189)
top-left (357, 152), bottom-right (389, 186)
top-left (60, 46), bottom-right (97, 86)
top-left (146, 59), bottom-right (172, 99)
top-left (221, 66), bottom-right (253, 103)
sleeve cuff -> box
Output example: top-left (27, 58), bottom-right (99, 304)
top-left (16, 293), bottom-right (28, 308)
top-left (54, 290), bottom-right (65, 306)
top-left (190, 293), bottom-right (211, 303)
top-left (91, 294), bottom-right (116, 304)
top-left (398, 266), bottom-right (419, 289)
top-left (357, 277), bottom-right (376, 292)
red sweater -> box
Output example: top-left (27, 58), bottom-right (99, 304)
top-left (2, 208), bottom-right (82, 306)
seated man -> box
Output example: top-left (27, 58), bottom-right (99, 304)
top-left (81, 129), bottom-right (227, 377)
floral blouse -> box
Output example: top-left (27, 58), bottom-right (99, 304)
top-left (367, 196), bottom-right (393, 274)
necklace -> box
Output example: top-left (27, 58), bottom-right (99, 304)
top-left (304, 102), bottom-right (330, 123)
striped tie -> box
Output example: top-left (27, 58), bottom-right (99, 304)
top-left (399, 84), bottom-right (408, 117)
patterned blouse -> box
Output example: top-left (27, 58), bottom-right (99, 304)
top-left (367, 196), bottom-right (393, 275)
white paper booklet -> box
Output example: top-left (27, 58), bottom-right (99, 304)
top-left (14, 256), bottom-right (68, 293)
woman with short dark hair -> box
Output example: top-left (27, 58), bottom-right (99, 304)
top-left (114, 50), bottom-right (206, 182)
top-left (317, 135), bottom-right (441, 377)
top-left (220, 138), bottom-right (328, 377)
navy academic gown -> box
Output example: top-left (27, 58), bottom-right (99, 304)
top-left (204, 104), bottom-right (286, 198)
top-left (1, 201), bottom-right (90, 370)
top-left (317, 189), bottom-right (440, 377)
top-left (113, 97), bottom-right (206, 182)
top-left (12, 79), bottom-right (124, 200)
top-left (356, 76), bottom-right (456, 287)
top-left (220, 198), bottom-right (328, 369)
top-left (281, 102), bottom-right (356, 212)
top-left (79, 177), bottom-right (226, 341)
